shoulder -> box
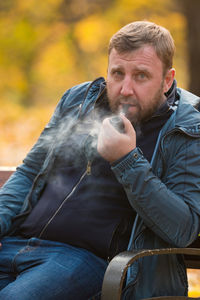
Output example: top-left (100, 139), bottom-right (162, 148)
top-left (60, 77), bottom-right (105, 109)
top-left (59, 81), bottom-right (92, 109)
top-left (177, 88), bottom-right (200, 110)
top-left (174, 88), bottom-right (200, 131)
top-left (44, 77), bottom-right (105, 127)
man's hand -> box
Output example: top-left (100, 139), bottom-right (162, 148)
top-left (97, 114), bottom-right (136, 163)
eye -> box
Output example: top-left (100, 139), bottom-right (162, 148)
top-left (114, 70), bottom-right (123, 76)
top-left (136, 72), bottom-right (147, 80)
top-left (111, 69), bottom-right (124, 80)
top-left (134, 71), bottom-right (150, 82)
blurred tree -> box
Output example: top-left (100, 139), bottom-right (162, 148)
top-left (177, 0), bottom-right (200, 96)
top-left (59, 0), bottom-right (115, 23)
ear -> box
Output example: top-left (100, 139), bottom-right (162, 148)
top-left (163, 68), bottom-right (175, 93)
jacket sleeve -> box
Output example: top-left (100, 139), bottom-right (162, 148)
top-left (111, 139), bottom-right (200, 247)
top-left (0, 82), bottom-right (89, 236)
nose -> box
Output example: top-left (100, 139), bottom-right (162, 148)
top-left (120, 77), bottom-right (134, 97)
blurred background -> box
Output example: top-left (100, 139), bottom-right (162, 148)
top-left (1, 0), bottom-right (200, 166)
top-left (0, 0), bottom-right (200, 294)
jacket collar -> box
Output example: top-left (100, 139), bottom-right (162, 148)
top-left (78, 77), bottom-right (105, 118)
top-left (160, 88), bottom-right (200, 138)
top-left (173, 88), bottom-right (200, 137)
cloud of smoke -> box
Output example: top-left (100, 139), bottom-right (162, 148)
top-left (38, 109), bottom-right (105, 167)
top-left (36, 103), bottom-right (141, 167)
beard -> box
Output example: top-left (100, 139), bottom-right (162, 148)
top-left (106, 82), bottom-right (165, 128)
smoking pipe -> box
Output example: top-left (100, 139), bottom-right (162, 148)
top-left (109, 104), bottom-right (130, 133)
top-left (109, 116), bottom-right (125, 133)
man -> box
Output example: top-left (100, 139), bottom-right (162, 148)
top-left (0, 21), bottom-right (200, 299)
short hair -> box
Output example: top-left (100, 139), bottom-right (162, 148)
top-left (108, 21), bottom-right (175, 73)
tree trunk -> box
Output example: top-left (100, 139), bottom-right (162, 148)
top-left (178, 0), bottom-right (200, 96)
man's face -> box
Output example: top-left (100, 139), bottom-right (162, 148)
top-left (106, 46), bottom-right (174, 125)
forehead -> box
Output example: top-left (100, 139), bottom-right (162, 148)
top-left (108, 46), bottom-right (163, 72)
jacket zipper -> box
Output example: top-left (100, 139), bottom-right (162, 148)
top-left (38, 160), bottom-right (92, 239)
top-left (86, 160), bottom-right (92, 175)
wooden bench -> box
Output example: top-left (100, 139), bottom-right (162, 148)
top-left (0, 167), bottom-right (15, 187)
top-left (101, 243), bottom-right (200, 299)
top-left (0, 168), bottom-right (199, 299)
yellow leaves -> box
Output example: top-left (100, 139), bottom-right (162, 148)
top-left (116, 0), bottom-right (150, 10)
top-left (35, 40), bottom-right (74, 83)
top-left (32, 23), bottom-right (84, 104)
top-left (0, 103), bottom-right (54, 166)
top-left (16, 0), bottom-right (62, 19)
top-left (74, 16), bottom-right (110, 53)
top-left (188, 269), bottom-right (200, 297)
top-left (113, 0), bottom-right (171, 22)
top-left (0, 66), bottom-right (27, 96)
top-left (0, 102), bottom-right (24, 124)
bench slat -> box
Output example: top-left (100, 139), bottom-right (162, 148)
top-left (0, 169), bottom-right (14, 187)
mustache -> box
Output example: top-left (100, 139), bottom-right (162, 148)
top-left (117, 96), bottom-right (140, 115)
top-left (117, 96), bottom-right (139, 106)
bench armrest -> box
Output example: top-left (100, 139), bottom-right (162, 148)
top-left (101, 248), bottom-right (200, 300)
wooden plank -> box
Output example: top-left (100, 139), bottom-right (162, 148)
top-left (0, 167), bottom-right (15, 187)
